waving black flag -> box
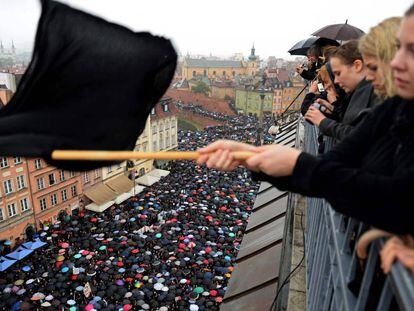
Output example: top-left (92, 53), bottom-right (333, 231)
top-left (0, 0), bottom-right (177, 170)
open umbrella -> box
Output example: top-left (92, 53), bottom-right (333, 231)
top-left (312, 20), bottom-right (364, 41)
top-left (288, 36), bottom-right (339, 55)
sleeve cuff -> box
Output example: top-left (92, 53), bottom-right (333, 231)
top-left (319, 118), bottom-right (335, 135)
top-left (291, 152), bottom-right (320, 194)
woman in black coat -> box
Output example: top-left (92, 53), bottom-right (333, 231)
top-left (196, 9), bottom-right (414, 235)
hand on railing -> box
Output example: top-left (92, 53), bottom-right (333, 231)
top-left (380, 235), bottom-right (414, 274)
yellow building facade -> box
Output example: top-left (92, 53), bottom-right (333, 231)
top-left (182, 46), bottom-right (258, 80)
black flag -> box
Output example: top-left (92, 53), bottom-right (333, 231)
top-left (0, 0), bottom-right (177, 170)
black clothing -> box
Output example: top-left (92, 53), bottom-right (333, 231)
top-left (0, 0), bottom-right (177, 171)
top-left (299, 61), bottom-right (322, 81)
top-left (318, 79), bottom-right (379, 141)
top-left (253, 96), bottom-right (414, 234)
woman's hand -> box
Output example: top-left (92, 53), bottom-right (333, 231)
top-left (304, 106), bottom-right (326, 126)
top-left (197, 140), bottom-right (257, 171)
top-left (380, 236), bottom-right (414, 274)
top-left (309, 80), bottom-right (318, 93)
top-left (245, 144), bottom-right (301, 177)
top-left (197, 140), bottom-right (301, 177)
top-left (315, 98), bottom-right (334, 112)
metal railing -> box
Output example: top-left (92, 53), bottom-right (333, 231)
top-left (303, 119), bottom-right (414, 311)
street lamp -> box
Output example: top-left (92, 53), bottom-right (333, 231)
top-left (256, 87), bottom-right (265, 146)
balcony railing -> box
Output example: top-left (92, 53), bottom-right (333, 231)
top-left (303, 119), bottom-right (414, 311)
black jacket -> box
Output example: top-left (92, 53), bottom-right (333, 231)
top-left (253, 96), bottom-right (414, 234)
top-left (318, 79), bottom-right (379, 141)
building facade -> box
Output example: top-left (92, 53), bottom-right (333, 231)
top-left (182, 46), bottom-right (259, 80)
top-left (235, 88), bottom-right (274, 116)
top-left (0, 157), bottom-right (34, 245)
top-left (27, 159), bottom-right (82, 228)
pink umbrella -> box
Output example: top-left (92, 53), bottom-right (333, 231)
top-left (85, 304), bottom-right (94, 311)
top-left (61, 242), bottom-right (70, 249)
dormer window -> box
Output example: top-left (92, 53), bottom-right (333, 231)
top-left (163, 103), bottom-right (169, 112)
top-left (151, 108), bottom-right (155, 115)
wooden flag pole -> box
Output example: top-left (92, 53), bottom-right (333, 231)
top-left (51, 150), bottom-right (255, 161)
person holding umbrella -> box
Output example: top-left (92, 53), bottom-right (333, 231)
top-left (296, 45), bottom-right (323, 80)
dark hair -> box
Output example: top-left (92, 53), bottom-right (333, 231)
top-left (322, 45), bottom-right (338, 62)
top-left (405, 3), bottom-right (414, 16)
top-left (307, 44), bottom-right (322, 58)
top-left (332, 40), bottom-right (363, 66)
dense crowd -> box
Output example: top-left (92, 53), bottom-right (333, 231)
top-left (0, 113), bottom-right (283, 311)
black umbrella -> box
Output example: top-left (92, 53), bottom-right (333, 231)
top-left (312, 20), bottom-right (365, 41)
top-left (0, 0), bottom-right (176, 171)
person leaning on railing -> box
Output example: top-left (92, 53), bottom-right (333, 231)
top-left (197, 5), bottom-right (414, 235)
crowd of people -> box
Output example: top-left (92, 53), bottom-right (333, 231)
top-left (0, 112), bottom-right (276, 311)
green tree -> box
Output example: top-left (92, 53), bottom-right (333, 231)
top-left (191, 81), bottom-right (210, 96)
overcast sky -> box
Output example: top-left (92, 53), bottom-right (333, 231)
top-left (0, 0), bottom-right (412, 59)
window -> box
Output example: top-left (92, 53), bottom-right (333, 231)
top-left (34, 159), bottom-right (42, 169)
top-left (159, 133), bottom-right (164, 150)
top-left (152, 125), bottom-right (157, 134)
top-left (13, 157), bottom-right (22, 164)
top-left (0, 157), bottom-right (8, 168)
top-left (0, 208), bottom-right (4, 221)
top-left (71, 185), bottom-right (77, 197)
top-left (59, 170), bottom-right (65, 182)
top-left (222, 71), bottom-right (226, 76)
top-left (16, 175), bottom-right (26, 190)
top-left (40, 198), bottom-right (47, 211)
top-left (142, 143), bottom-right (148, 152)
top-left (70, 171), bottom-right (76, 178)
top-left (139, 168), bottom-right (145, 177)
top-left (94, 169), bottom-right (100, 179)
top-left (48, 174), bottom-right (56, 186)
top-left (20, 198), bottom-right (30, 212)
top-left (213, 71), bottom-right (216, 75)
top-left (7, 203), bottom-right (17, 217)
top-left (163, 104), bottom-right (169, 112)
top-left (232, 71), bottom-right (235, 77)
top-left (51, 193), bottom-right (58, 206)
top-left (3, 180), bottom-right (13, 195)
top-left (172, 133), bottom-right (176, 145)
top-left (37, 178), bottom-right (45, 190)
top-left (61, 189), bottom-right (68, 201)
top-left (107, 166), bottom-right (112, 173)
top-left (83, 172), bottom-right (90, 183)
top-left (192, 70), bottom-right (196, 77)
top-left (151, 108), bottom-right (156, 115)
top-left (203, 69), bottom-right (207, 76)
top-left (152, 141), bottom-right (158, 152)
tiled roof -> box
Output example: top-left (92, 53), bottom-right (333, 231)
top-left (220, 118), bottom-right (298, 310)
top-left (185, 58), bottom-right (244, 68)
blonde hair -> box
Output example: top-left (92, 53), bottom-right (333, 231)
top-left (359, 17), bottom-right (402, 99)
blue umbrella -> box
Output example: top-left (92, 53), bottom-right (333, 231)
top-left (4, 240), bottom-right (11, 246)
top-left (61, 267), bottom-right (69, 273)
top-left (12, 301), bottom-right (21, 311)
top-left (0, 256), bottom-right (17, 272)
top-left (22, 266), bottom-right (31, 272)
top-left (6, 246), bottom-right (33, 260)
top-left (22, 238), bottom-right (47, 250)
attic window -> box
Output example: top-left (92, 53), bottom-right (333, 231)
top-left (151, 108), bottom-right (155, 115)
top-left (163, 103), bottom-right (169, 112)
